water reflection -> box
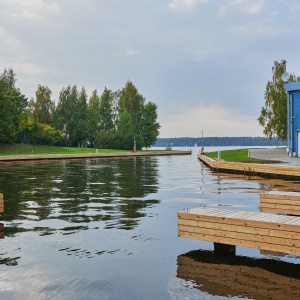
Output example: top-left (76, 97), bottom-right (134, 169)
top-left (0, 157), bottom-right (160, 235)
top-left (177, 249), bottom-right (300, 299)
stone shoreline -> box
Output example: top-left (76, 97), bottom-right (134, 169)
top-left (0, 150), bottom-right (192, 162)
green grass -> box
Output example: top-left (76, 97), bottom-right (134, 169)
top-left (205, 148), bottom-right (264, 163)
top-left (0, 144), bottom-right (129, 156)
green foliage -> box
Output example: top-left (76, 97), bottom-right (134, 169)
top-left (142, 102), bottom-right (160, 148)
top-left (0, 68), bottom-right (160, 149)
top-left (33, 85), bottom-right (54, 124)
top-left (0, 68), bottom-right (28, 143)
top-left (118, 81), bottom-right (145, 136)
top-left (28, 123), bottom-right (63, 145)
top-left (258, 60), bottom-right (299, 140)
top-left (98, 88), bottom-right (115, 133)
top-left (54, 86), bottom-right (88, 147)
top-left (95, 132), bottom-right (143, 150)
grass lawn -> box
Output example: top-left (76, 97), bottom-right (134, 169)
top-left (205, 148), bottom-right (271, 163)
top-left (0, 144), bottom-right (130, 156)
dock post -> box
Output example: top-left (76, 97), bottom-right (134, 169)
top-left (214, 243), bottom-right (236, 256)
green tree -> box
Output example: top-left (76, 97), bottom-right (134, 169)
top-left (142, 102), bottom-right (160, 148)
top-left (33, 85), bottom-right (54, 124)
top-left (0, 69), bottom-right (28, 143)
top-left (258, 60), bottom-right (299, 140)
top-left (99, 88), bottom-right (114, 134)
top-left (73, 87), bottom-right (89, 147)
top-left (54, 85), bottom-right (74, 146)
top-left (54, 85), bottom-right (88, 147)
top-left (118, 81), bottom-right (145, 136)
top-left (87, 90), bottom-right (101, 147)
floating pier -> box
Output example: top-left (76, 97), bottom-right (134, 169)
top-left (260, 191), bottom-right (300, 216)
top-left (198, 154), bottom-right (300, 179)
top-left (178, 207), bottom-right (300, 255)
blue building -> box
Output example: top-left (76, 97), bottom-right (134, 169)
top-left (284, 82), bottom-right (300, 156)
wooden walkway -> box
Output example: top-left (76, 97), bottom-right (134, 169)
top-left (178, 207), bottom-right (300, 255)
top-left (198, 154), bottom-right (300, 179)
top-left (0, 150), bottom-right (191, 162)
top-left (260, 191), bottom-right (300, 216)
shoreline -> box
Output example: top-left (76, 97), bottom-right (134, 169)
top-left (0, 150), bottom-right (192, 162)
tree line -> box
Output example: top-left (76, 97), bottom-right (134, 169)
top-left (0, 68), bottom-right (160, 150)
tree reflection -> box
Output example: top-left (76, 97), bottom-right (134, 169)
top-left (0, 157), bottom-right (160, 235)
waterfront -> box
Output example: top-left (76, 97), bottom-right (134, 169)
top-left (0, 147), bottom-right (299, 299)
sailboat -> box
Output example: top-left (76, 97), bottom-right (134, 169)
top-left (195, 142), bottom-right (197, 147)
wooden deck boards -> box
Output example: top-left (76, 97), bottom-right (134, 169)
top-left (260, 191), bottom-right (300, 216)
top-left (178, 208), bottom-right (300, 254)
top-left (198, 154), bottom-right (300, 179)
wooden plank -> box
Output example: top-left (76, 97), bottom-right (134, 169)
top-left (178, 218), bottom-right (300, 240)
top-left (179, 209), bottom-right (300, 231)
top-left (178, 208), bottom-right (300, 254)
top-left (260, 192), bottom-right (300, 216)
top-left (178, 224), bottom-right (300, 248)
top-left (178, 230), bottom-right (300, 255)
top-left (198, 154), bottom-right (300, 178)
top-left (0, 194), bottom-right (3, 213)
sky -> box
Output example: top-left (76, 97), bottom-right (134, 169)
top-left (1, 0), bottom-right (300, 138)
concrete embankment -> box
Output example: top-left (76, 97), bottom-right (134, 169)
top-left (0, 150), bottom-right (192, 162)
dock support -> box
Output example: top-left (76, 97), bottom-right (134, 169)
top-left (214, 243), bottom-right (236, 256)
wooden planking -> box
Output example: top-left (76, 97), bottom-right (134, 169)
top-left (260, 192), bottom-right (300, 216)
top-left (178, 208), bottom-right (300, 254)
top-left (198, 154), bottom-right (300, 179)
top-left (0, 194), bottom-right (3, 213)
top-left (177, 255), bottom-right (300, 300)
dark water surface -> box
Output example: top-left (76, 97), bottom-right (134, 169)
top-left (0, 150), bottom-right (300, 299)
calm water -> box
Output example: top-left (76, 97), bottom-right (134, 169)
top-left (0, 147), bottom-right (300, 299)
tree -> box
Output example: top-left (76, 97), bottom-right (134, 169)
top-left (0, 68), bottom-right (28, 143)
top-left (98, 88), bottom-right (114, 133)
top-left (118, 81), bottom-right (145, 136)
top-left (87, 90), bottom-right (101, 147)
top-left (258, 60), bottom-right (299, 140)
top-left (33, 85), bottom-right (54, 125)
top-left (54, 85), bottom-right (88, 147)
top-left (141, 102), bottom-right (160, 148)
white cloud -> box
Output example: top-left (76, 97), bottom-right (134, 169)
top-left (168, 0), bottom-right (207, 11)
top-left (160, 103), bottom-right (263, 137)
top-left (3, 0), bottom-right (61, 21)
top-left (218, 0), bottom-right (265, 17)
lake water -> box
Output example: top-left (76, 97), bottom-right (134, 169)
top-left (0, 146), bottom-right (299, 299)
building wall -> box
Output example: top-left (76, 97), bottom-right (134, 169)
top-left (291, 92), bottom-right (300, 155)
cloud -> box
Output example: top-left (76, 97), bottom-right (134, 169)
top-left (168, 0), bottom-right (207, 11)
top-left (3, 0), bottom-right (61, 21)
top-left (218, 0), bottom-right (265, 17)
top-left (160, 103), bottom-right (263, 137)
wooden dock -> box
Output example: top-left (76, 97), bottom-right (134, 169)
top-left (0, 194), bottom-right (3, 213)
top-left (260, 191), bottom-right (300, 216)
top-left (178, 207), bottom-right (300, 255)
top-left (198, 154), bottom-right (300, 179)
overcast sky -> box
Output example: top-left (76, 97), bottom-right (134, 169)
top-left (1, 0), bottom-right (300, 138)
